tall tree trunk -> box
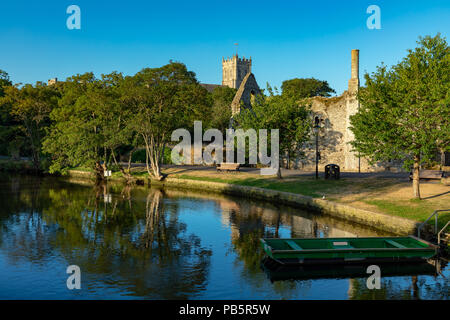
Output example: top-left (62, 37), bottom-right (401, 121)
top-left (286, 151), bottom-right (290, 169)
top-left (412, 154), bottom-right (421, 199)
top-left (143, 134), bottom-right (152, 177)
top-left (143, 134), bottom-right (163, 181)
top-left (277, 166), bottom-right (282, 179)
top-left (32, 149), bottom-right (40, 171)
top-left (94, 161), bottom-right (106, 182)
top-left (127, 147), bottom-right (136, 173)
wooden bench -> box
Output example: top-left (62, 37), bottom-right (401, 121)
top-left (217, 162), bottom-right (240, 172)
top-left (409, 170), bottom-right (444, 180)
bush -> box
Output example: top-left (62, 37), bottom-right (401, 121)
top-left (131, 149), bottom-right (146, 163)
top-left (109, 164), bottom-right (122, 172)
top-left (0, 159), bottom-right (34, 172)
top-left (163, 147), bottom-right (173, 165)
top-left (131, 147), bottom-right (173, 165)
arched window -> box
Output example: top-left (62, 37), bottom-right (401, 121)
top-left (314, 116), bottom-right (320, 126)
top-left (250, 90), bottom-right (256, 104)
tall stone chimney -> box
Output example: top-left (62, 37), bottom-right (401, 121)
top-left (348, 49), bottom-right (359, 94)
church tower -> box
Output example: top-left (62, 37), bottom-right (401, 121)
top-left (222, 55), bottom-right (252, 89)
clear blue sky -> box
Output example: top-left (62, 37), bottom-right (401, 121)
top-left (0, 0), bottom-right (449, 95)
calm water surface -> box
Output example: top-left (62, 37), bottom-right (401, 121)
top-left (0, 174), bottom-right (448, 299)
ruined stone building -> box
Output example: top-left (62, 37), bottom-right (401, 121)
top-left (215, 50), bottom-right (448, 172)
top-left (201, 50), bottom-right (371, 171)
top-left (298, 49), bottom-right (372, 172)
top-left (220, 50), bottom-right (369, 172)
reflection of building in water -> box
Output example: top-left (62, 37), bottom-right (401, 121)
top-left (219, 200), bottom-right (240, 228)
top-left (163, 189), bottom-right (380, 241)
top-left (326, 227), bottom-right (356, 238)
top-left (218, 198), bottom-right (359, 240)
top-left (290, 215), bottom-right (315, 238)
top-left (287, 215), bottom-right (357, 238)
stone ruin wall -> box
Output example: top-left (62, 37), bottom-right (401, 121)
top-left (295, 92), bottom-right (374, 172)
top-left (293, 91), bottom-right (403, 173)
top-left (290, 49), bottom-right (403, 172)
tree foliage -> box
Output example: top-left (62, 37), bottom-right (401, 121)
top-left (208, 86), bottom-right (236, 132)
top-left (0, 70), bottom-right (11, 97)
top-left (119, 62), bottom-right (211, 179)
top-left (350, 34), bottom-right (449, 198)
top-left (235, 85), bottom-right (311, 178)
top-left (0, 70), bottom-right (15, 156)
top-left (42, 72), bottom-right (130, 177)
top-left (40, 62), bottom-right (211, 180)
top-left (281, 78), bottom-right (335, 100)
top-left (0, 82), bottom-right (58, 169)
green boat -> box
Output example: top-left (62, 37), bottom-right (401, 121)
top-left (260, 236), bottom-right (438, 265)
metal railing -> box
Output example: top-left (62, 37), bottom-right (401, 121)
top-left (437, 221), bottom-right (450, 244)
top-left (417, 209), bottom-right (450, 243)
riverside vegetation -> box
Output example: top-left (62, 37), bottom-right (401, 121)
top-left (0, 34), bottom-right (448, 202)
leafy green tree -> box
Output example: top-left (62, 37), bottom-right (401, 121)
top-left (122, 62), bottom-right (210, 180)
top-left (208, 86), bottom-right (236, 132)
top-left (0, 70), bottom-right (11, 97)
top-left (43, 72), bottom-right (130, 179)
top-left (0, 82), bottom-right (58, 169)
top-left (97, 72), bottom-right (136, 180)
top-left (350, 34), bottom-right (449, 199)
top-left (235, 85), bottom-right (311, 178)
top-left (0, 70), bottom-right (14, 156)
top-left (281, 78), bottom-right (335, 100)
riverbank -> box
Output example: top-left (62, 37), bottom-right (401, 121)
top-left (67, 166), bottom-right (450, 235)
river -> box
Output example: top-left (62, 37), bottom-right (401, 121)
top-left (0, 174), bottom-right (447, 299)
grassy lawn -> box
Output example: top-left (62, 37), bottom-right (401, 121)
top-left (175, 174), bottom-right (353, 198)
top-left (365, 199), bottom-right (449, 228)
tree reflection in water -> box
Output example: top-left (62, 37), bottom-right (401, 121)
top-left (0, 175), bottom-right (212, 299)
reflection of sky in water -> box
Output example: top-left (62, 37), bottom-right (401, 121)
top-left (0, 175), bottom-right (448, 300)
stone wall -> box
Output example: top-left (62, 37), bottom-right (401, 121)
top-left (293, 49), bottom-right (390, 172)
top-left (296, 92), bottom-right (375, 172)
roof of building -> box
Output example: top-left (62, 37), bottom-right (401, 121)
top-left (231, 73), bottom-right (260, 114)
top-left (199, 83), bottom-right (223, 93)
